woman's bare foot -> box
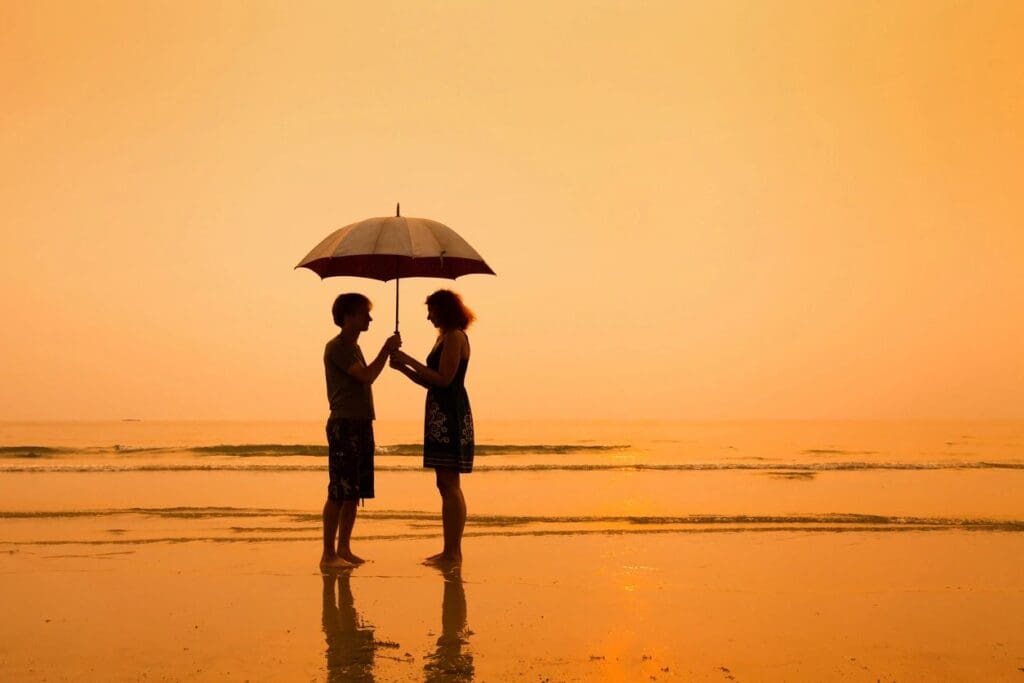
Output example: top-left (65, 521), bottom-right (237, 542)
top-left (319, 554), bottom-right (355, 570)
top-left (423, 552), bottom-right (461, 567)
top-left (338, 551), bottom-right (367, 565)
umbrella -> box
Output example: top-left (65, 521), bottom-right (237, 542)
top-left (296, 204), bottom-right (495, 332)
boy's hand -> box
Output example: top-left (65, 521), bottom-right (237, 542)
top-left (383, 333), bottom-right (402, 352)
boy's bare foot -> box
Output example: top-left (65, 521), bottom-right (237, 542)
top-left (338, 551), bottom-right (367, 565)
top-left (319, 554), bottom-right (355, 570)
top-left (423, 552), bottom-right (461, 567)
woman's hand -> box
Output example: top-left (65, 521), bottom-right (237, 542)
top-left (390, 349), bottom-right (412, 366)
top-left (383, 333), bottom-right (402, 353)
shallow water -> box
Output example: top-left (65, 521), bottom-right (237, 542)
top-left (2, 420), bottom-right (1023, 542)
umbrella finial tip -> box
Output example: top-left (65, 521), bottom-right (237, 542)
top-left (396, 202), bottom-right (400, 217)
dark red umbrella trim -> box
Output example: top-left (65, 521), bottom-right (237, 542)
top-left (298, 255), bottom-right (496, 281)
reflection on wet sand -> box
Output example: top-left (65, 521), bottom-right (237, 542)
top-left (322, 571), bottom-right (376, 682)
top-left (424, 566), bottom-right (474, 682)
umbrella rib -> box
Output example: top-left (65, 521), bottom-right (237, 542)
top-left (328, 224), bottom-right (351, 256)
top-left (369, 219), bottom-right (389, 278)
top-left (425, 221), bottom-right (444, 255)
top-left (425, 222), bottom-right (448, 276)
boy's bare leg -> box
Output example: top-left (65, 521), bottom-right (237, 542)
top-left (320, 498), bottom-right (354, 569)
top-left (337, 499), bottom-right (367, 564)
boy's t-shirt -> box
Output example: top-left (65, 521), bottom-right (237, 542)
top-left (324, 336), bottom-right (375, 420)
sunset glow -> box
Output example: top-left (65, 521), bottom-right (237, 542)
top-left (2, 1), bottom-right (1022, 421)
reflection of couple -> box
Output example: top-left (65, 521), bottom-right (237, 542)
top-left (321, 568), bottom-right (474, 683)
top-left (320, 289), bottom-right (475, 570)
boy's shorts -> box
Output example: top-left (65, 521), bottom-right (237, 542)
top-left (326, 418), bottom-right (375, 501)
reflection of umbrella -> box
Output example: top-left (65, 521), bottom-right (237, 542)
top-left (296, 205), bottom-right (495, 332)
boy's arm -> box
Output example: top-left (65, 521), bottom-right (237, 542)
top-left (345, 334), bottom-right (401, 385)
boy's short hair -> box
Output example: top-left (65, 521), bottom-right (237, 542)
top-left (332, 293), bottom-right (371, 327)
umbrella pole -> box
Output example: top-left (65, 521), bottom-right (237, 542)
top-left (394, 276), bottom-right (400, 334)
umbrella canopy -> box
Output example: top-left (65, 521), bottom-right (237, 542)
top-left (296, 208), bottom-right (495, 281)
top-left (296, 205), bottom-right (494, 331)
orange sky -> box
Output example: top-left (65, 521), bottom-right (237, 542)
top-left (1, 1), bottom-right (1022, 420)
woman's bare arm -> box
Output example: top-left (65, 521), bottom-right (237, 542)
top-left (393, 332), bottom-right (466, 388)
top-left (391, 359), bottom-right (431, 388)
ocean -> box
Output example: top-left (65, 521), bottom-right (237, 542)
top-left (3, 419), bottom-right (1023, 547)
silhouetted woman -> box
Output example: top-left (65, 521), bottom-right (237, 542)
top-left (390, 289), bottom-right (475, 566)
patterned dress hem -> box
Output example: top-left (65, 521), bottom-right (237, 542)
top-left (423, 451), bottom-right (473, 473)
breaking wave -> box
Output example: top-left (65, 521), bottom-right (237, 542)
top-left (3, 507), bottom-right (1023, 547)
top-left (0, 446), bottom-right (73, 458)
top-left (2, 461), bottom-right (1022, 474)
top-left (0, 443), bottom-right (629, 458)
top-left (378, 443), bottom-right (628, 456)
top-left (191, 444), bottom-right (326, 456)
top-left (2, 507), bottom-right (1021, 529)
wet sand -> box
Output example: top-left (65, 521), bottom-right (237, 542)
top-left (2, 525), bottom-right (1023, 681)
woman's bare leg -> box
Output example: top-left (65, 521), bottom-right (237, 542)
top-left (425, 469), bottom-right (465, 565)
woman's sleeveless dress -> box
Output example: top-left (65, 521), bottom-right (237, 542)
top-left (423, 337), bottom-right (474, 472)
